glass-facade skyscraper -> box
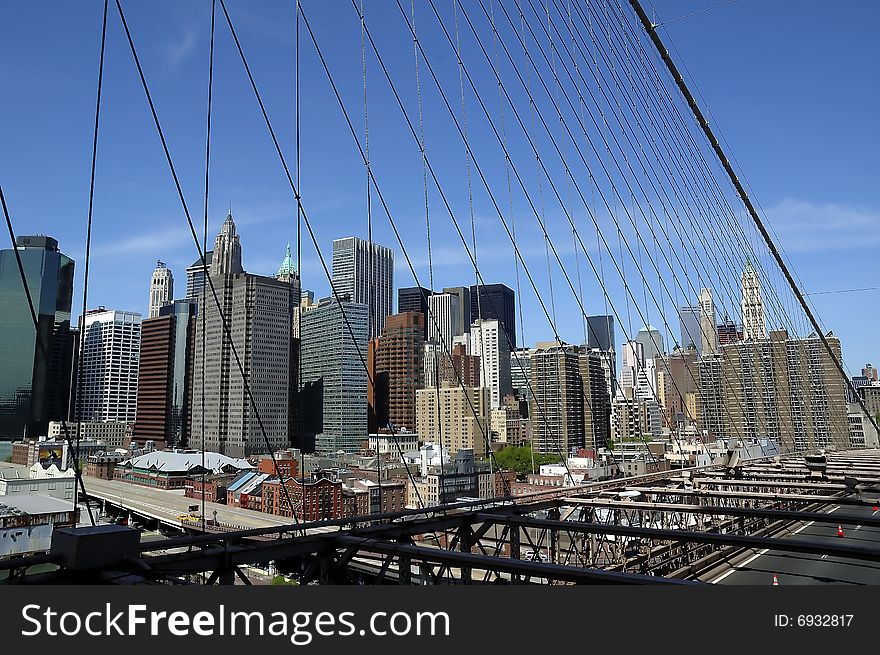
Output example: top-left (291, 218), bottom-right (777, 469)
top-left (0, 235), bottom-right (76, 439)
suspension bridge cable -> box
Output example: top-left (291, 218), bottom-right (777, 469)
top-left (113, 0), bottom-right (302, 523)
top-left (71, 0), bottom-right (109, 526)
top-left (199, 0), bottom-right (216, 534)
top-left (457, 0), bottom-right (736, 457)
top-left (219, 0), bottom-right (438, 509)
top-left (626, 0), bottom-right (879, 439)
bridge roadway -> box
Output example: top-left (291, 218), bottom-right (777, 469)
top-left (81, 476), bottom-right (296, 530)
top-left (710, 504), bottom-right (880, 585)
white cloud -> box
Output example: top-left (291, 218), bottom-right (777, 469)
top-left (766, 197), bottom-right (880, 253)
top-left (94, 226), bottom-right (193, 256)
top-left (163, 30), bottom-right (197, 70)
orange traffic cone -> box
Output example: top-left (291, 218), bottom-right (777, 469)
top-left (873, 506), bottom-right (878, 512)
top-left (772, 574), bottom-right (779, 586)
top-left (837, 525), bottom-right (845, 538)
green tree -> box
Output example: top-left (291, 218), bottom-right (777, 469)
top-left (270, 575), bottom-right (298, 586)
top-left (494, 446), bottom-right (562, 479)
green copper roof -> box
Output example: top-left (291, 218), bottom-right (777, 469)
top-left (277, 243), bottom-right (296, 277)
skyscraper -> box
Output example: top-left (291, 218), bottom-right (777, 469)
top-left (76, 308), bottom-right (141, 424)
top-left (134, 300), bottom-right (196, 450)
top-left (698, 330), bottom-right (849, 451)
top-left (586, 315), bottom-right (615, 352)
top-left (148, 260), bottom-right (173, 318)
top-left (398, 286), bottom-right (431, 339)
top-left (442, 286), bottom-right (471, 337)
top-left (190, 214), bottom-right (294, 457)
top-left (0, 235), bottom-right (76, 438)
top-left (530, 342), bottom-right (584, 456)
top-left (300, 297), bottom-right (369, 454)
top-left (373, 312), bottom-right (425, 432)
top-left (211, 212), bottom-right (244, 277)
top-left (510, 347), bottom-right (533, 402)
top-left (678, 305), bottom-right (701, 353)
top-left (580, 349), bottom-right (611, 451)
top-left (741, 260), bottom-right (767, 341)
top-left (699, 288), bottom-right (718, 355)
top-left (717, 315), bottom-right (743, 345)
top-left (470, 318), bottom-right (512, 409)
top-left (331, 236), bottom-right (393, 338)
top-left (415, 384), bottom-right (490, 458)
top-left (185, 251), bottom-right (213, 301)
top-left (635, 325), bottom-right (665, 362)
top-left (427, 292), bottom-right (460, 352)
top-left (470, 283), bottom-right (516, 348)
top-left (620, 340), bottom-right (644, 391)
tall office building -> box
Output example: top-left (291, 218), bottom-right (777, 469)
top-left (529, 342), bottom-right (583, 456)
top-left (331, 236), bottom-right (393, 338)
top-left (698, 330), bottom-right (849, 451)
top-left (76, 308), bottom-right (141, 425)
top-left (0, 235), bottom-right (76, 438)
top-left (442, 286), bottom-right (471, 337)
top-left (415, 384), bottom-right (490, 458)
top-left (620, 340), bottom-right (644, 391)
top-left (148, 261), bottom-right (173, 318)
top-left (134, 300), bottom-right (196, 450)
top-left (678, 305), bottom-right (701, 353)
top-left (741, 260), bottom-right (767, 341)
top-left (185, 251), bottom-right (213, 301)
top-left (190, 215), bottom-right (294, 457)
top-left (470, 283), bottom-right (516, 348)
top-left (300, 297), bottom-right (369, 454)
top-left (372, 312), bottom-right (425, 433)
top-left (437, 344), bottom-right (481, 388)
top-left (510, 347), bottom-right (533, 403)
top-left (717, 315), bottom-right (743, 345)
top-left (427, 292), bottom-right (460, 352)
top-left (586, 315), bottom-right (615, 352)
top-left (636, 324), bottom-right (665, 362)
top-left (470, 318), bottom-right (512, 409)
top-left (212, 213), bottom-right (244, 277)
top-left (579, 350), bottom-right (611, 451)
top-left (699, 288), bottom-right (718, 355)
top-left (656, 345), bottom-right (699, 428)
top-left (398, 286), bottom-right (431, 339)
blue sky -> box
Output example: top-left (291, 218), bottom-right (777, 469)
top-left (1, 0), bottom-right (877, 375)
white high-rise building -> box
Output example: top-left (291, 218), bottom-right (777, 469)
top-left (427, 292), bottom-right (461, 353)
top-left (620, 340), bottom-right (644, 390)
top-left (741, 260), bottom-right (767, 341)
top-left (470, 319), bottom-right (512, 409)
top-left (699, 287), bottom-right (718, 355)
top-left (331, 236), bottom-right (393, 339)
top-left (148, 261), bottom-right (173, 318)
top-left (76, 309), bottom-right (142, 424)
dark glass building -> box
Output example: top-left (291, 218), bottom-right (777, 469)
top-left (470, 283), bottom-right (516, 348)
top-left (0, 235), bottom-right (75, 439)
top-left (586, 314), bottom-right (615, 353)
top-left (397, 286), bottom-right (431, 339)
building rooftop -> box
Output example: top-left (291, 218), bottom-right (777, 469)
top-left (1, 494), bottom-right (75, 516)
top-left (120, 451), bottom-right (253, 474)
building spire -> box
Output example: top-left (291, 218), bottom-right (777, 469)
top-left (276, 242), bottom-right (296, 281)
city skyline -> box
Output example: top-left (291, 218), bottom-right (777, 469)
top-left (2, 2), bottom-right (876, 375)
